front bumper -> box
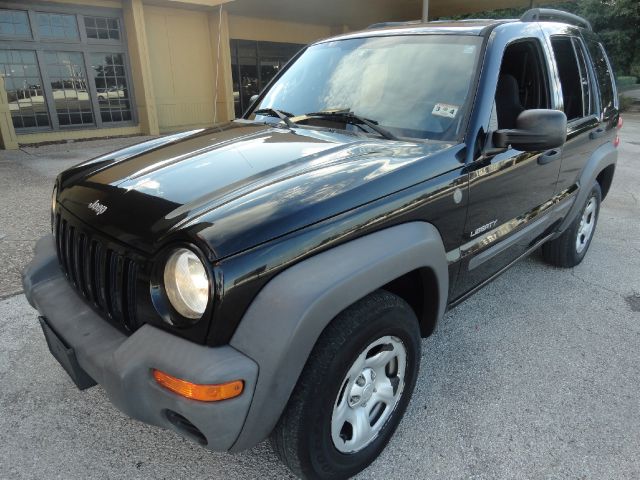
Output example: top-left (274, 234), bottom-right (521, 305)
top-left (22, 235), bottom-right (258, 451)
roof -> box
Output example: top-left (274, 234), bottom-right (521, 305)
top-left (316, 19), bottom-right (512, 43)
top-left (316, 8), bottom-right (592, 44)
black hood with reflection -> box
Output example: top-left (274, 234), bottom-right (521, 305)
top-left (58, 121), bottom-right (455, 258)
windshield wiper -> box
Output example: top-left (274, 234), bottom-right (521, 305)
top-left (253, 108), bottom-right (297, 129)
top-left (303, 110), bottom-right (399, 140)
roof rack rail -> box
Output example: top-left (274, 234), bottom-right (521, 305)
top-left (521, 8), bottom-right (592, 31)
top-left (366, 20), bottom-right (420, 30)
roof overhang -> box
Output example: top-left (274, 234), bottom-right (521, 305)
top-left (223, 0), bottom-right (570, 30)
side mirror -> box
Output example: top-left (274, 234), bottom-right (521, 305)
top-left (249, 94), bottom-right (259, 104)
top-left (493, 109), bottom-right (567, 152)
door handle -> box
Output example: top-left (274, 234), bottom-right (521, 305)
top-left (538, 149), bottom-right (561, 165)
top-left (589, 128), bottom-right (606, 140)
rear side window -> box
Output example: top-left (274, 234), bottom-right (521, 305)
top-left (587, 41), bottom-right (616, 119)
top-left (551, 36), bottom-right (595, 121)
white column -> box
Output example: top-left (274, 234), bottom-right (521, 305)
top-left (122, 0), bottom-right (159, 136)
top-left (422, 0), bottom-right (429, 22)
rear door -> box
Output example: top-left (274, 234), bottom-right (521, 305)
top-left (584, 34), bottom-right (619, 144)
top-left (548, 34), bottom-right (601, 195)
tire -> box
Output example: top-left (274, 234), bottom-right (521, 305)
top-left (542, 182), bottom-right (602, 268)
top-left (270, 290), bottom-right (421, 480)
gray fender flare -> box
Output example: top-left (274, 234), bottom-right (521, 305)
top-left (558, 141), bottom-right (617, 233)
top-left (229, 221), bottom-right (448, 452)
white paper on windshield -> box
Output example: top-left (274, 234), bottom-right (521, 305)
top-left (432, 103), bottom-right (460, 119)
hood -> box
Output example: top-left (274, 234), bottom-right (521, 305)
top-left (59, 121), bottom-right (456, 257)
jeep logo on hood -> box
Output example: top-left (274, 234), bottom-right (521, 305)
top-left (88, 200), bottom-right (108, 216)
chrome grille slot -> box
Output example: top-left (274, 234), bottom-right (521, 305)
top-left (74, 232), bottom-right (86, 296)
top-left (66, 225), bottom-right (75, 285)
top-left (123, 259), bottom-right (138, 331)
top-left (54, 212), bottom-right (140, 333)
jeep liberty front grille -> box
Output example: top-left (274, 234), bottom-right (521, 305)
top-left (54, 211), bottom-right (139, 332)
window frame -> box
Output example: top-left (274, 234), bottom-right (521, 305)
top-left (501, 37), bottom-right (553, 110)
top-left (0, 1), bottom-right (136, 133)
top-left (0, 8), bottom-right (33, 40)
top-left (549, 34), bottom-right (599, 126)
top-left (570, 36), bottom-right (596, 119)
top-left (34, 11), bottom-right (81, 43)
top-left (0, 49), bottom-right (50, 129)
top-left (584, 38), bottom-right (618, 121)
top-left (489, 37), bottom-right (553, 133)
top-left (83, 15), bottom-right (124, 46)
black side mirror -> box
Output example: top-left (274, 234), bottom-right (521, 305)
top-left (494, 109), bottom-right (567, 151)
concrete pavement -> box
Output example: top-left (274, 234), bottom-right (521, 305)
top-left (0, 136), bottom-right (154, 299)
top-left (1, 119), bottom-right (639, 479)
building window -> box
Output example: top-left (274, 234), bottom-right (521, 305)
top-left (230, 40), bottom-right (304, 117)
top-left (0, 6), bottom-right (134, 132)
top-left (44, 51), bottom-right (93, 126)
top-left (0, 9), bottom-right (31, 38)
top-left (90, 53), bottom-right (131, 122)
top-left (84, 16), bottom-right (120, 41)
top-left (36, 12), bottom-right (79, 40)
top-left (0, 49), bottom-right (49, 128)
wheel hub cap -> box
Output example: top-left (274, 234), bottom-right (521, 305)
top-left (331, 336), bottom-right (407, 454)
top-left (576, 196), bottom-right (597, 254)
top-left (348, 369), bottom-right (376, 407)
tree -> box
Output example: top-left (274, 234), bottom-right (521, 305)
top-left (441, 1), bottom-right (640, 76)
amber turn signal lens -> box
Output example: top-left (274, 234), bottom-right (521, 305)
top-left (153, 369), bottom-right (243, 402)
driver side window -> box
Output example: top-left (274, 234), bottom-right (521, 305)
top-left (493, 39), bottom-right (551, 130)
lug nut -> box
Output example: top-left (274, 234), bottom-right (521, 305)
top-left (356, 375), bottom-right (365, 387)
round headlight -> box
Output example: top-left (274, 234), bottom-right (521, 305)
top-left (163, 248), bottom-right (210, 320)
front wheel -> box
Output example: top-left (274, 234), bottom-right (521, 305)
top-left (271, 290), bottom-right (421, 479)
top-left (542, 182), bottom-right (602, 268)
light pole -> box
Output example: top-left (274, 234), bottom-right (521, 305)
top-left (422, 0), bottom-right (429, 22)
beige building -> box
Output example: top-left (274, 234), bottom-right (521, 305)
top-left (0, 0), bottom-right (559, 149)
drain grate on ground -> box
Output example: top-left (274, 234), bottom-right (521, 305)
top-left (624, 293), bottom-right (640, 312)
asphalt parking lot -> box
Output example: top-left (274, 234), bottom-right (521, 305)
top-left (1, 117), bottom-right (639, 479)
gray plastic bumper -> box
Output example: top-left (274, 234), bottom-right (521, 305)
top-left (22, 235), bottom-right (258, 451)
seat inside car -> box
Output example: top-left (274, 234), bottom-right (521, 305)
top-left (495, 74), bottom-right (524, 129)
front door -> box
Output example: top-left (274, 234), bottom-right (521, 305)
top-left (453, 37), bottom-right (562, 298)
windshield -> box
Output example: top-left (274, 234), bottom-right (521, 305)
top-left (249, 35), bottom-right (483, 141)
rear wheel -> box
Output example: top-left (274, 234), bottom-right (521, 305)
top-left (542, 182), bottom-right (601, 268)
top-left (271, 290), bottom-right (421, 480)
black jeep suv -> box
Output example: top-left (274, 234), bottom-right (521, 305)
top-left (24, 9), bottom-right (621, 480)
